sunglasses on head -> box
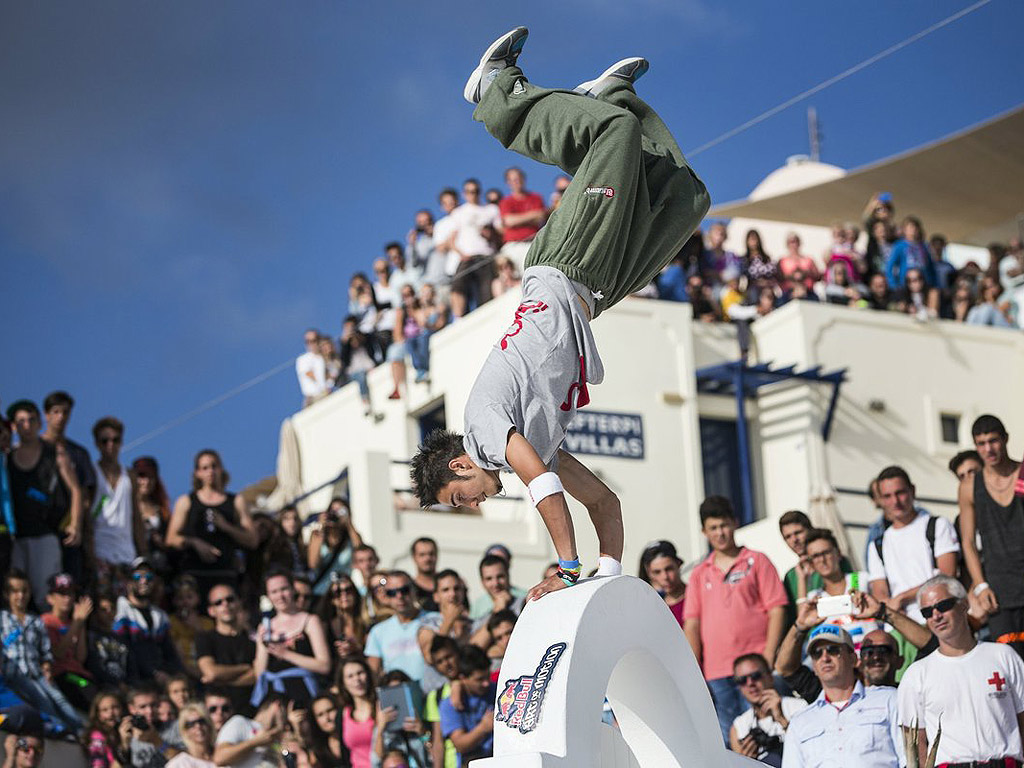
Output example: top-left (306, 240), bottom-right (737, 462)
top-left (210, 595), bottom-right (237, 607)
top-left (385, 585), bottom-right (411, 598)
top-left (184, 718), bottom-right (208, 729)
top-left (733, 670), bottom-right (765, 686)
top-left (808, 643), bottom-right (845, 661)
top-left (920, 597), bottom-right (958, 619)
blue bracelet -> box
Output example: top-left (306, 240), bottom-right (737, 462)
top-left (558, 558), bottom-right (580, 570)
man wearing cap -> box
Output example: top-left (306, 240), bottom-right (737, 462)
top-left (782, 624), bottom-right (903, 767)
top-left (898, 575), bottom-right (1024, 767)
top-left (42, 572), bottom-right (96, 711)
top-left (112, 558), bottom-right (182, 686)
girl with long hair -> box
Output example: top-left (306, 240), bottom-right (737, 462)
top-left (317, 573), bottom-right (368, 664)
top-left (334, 657), bottom-right (377, 768)
top-left (743, 229), bottom-right (777, 286)
top-left (84, 690), bottom-right (127, 768)
top-left (166, 449), bottom-right (258, 602)
top-left (309, 693), bottom-right (353, 768)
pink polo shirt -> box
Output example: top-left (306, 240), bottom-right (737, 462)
top-left (682, 547), bottom-right (788, 680)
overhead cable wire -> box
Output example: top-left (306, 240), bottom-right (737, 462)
top-left (686, 0), bottom-right (994, 158)
top-left (122, 358), bottom-right (295, 452)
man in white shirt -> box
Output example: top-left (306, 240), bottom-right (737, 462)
top-left (386, 241), bottom-right (421, 293)
top-left (295, 329), bottom-right (328, 407)
top-left (448, 178), bottom-right (501, 318)
top-left (898, 574), bottom-right (1024, 766)
top-left (213, 692), bottom-right (285, 768)
top-left (867, 465), bottom-right (959, 622)
top-left (91, 416), bottom-right (142, 573)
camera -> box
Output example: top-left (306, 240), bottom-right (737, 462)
top-left (747, 725), bottom-right (783, 757)
top-left (131, 714), bottom-right (150, 731)
top-left (281, 749), bottom-right (298, 768)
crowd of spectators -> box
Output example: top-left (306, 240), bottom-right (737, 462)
top-left (295, 167), bottom-right (569, 413)
top-left (296, 188), bottom-right (1024, 408)
top-left (2, 380), bottom-right (1023, 766)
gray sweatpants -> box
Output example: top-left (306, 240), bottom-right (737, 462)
top-left (473, 67), bottom-right (711, 318)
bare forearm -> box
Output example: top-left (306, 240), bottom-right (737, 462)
top-left (683, 620), bottom-right (702, 665)
top-left (763, 607), bottom-right (785, 662)
top-left (774, 625), bottom-right (807, 676)
top-left (882, 606), bottom-right (932, 649)
top-left (536, 497), bottom-right (577, 561)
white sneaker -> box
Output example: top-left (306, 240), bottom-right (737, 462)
top-left (574, 57), bottom-right (649, 98)
top-left (463, 26), bottom-right (529, 105)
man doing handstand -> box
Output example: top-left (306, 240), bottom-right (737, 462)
top-left (410, 27), bottom-right (710, 601)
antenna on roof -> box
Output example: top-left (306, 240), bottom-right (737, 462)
top-left (807, 107), bottom-right (822, 162)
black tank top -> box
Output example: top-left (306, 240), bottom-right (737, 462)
top-left (179, 492), bottom-right (238, 573)
top-left (8, 442), bottom-right (67, 537)
top-left (973, 470), bottom-right (1024, 608)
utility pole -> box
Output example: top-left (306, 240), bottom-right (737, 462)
top-left (808, 107), bottom-right (821, 162)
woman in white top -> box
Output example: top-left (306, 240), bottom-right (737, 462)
top-left (166, 704), bottom-right (217, 768)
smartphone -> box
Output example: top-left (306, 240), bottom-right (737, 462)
top-left (816, 593), bottom-right (853, 619)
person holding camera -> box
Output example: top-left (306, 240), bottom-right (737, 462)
top-left (124, 684), bottom-right (180, 768)
top-left (308, 498), bottom-right (364, 599)
top-left (2, 734), bottom-right (43, 768)
top-left (213, 692), bottom-right (286, 768)
top-left (729, 653), bottom-right (806, 767)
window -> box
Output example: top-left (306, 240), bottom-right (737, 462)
top-left (940, 413), bottom-right (960, 444)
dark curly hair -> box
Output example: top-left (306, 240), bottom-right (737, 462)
top-left (409, 429), bottom-right (467, 506)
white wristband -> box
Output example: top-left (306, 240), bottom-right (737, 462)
top-left (528, 472), bottom-right (563, 508)
top-left (973, 582), bottom-right (990, 596)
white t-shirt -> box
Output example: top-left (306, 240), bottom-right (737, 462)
top-left (866, 509), bottom-right (959, 622)
top-left (215, 715), bottom-right (276, 768)
top-left (295, 351), bottom-right (327, 398)
top-left (373, 281), bottom-right (398, 332)
top-left (433, 214), bottom-right (459, 277)
top-left (732, 695), bottom-right (808, 742)
top-left (450, 202), bottom-right (501, 259)
top-left (166, 754), bottom-right (216, 768)
top-left (92, 464), bottom-right (136, 565)
top-left (898, 641), bottom-right (1024, 763)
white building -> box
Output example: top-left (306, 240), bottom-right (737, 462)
top-left (274, 104), bottom-right (1024, 594)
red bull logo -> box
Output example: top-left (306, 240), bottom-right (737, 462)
top-left (495, 642), bottom-right (567, 733)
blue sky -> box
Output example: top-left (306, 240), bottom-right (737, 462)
top-left (2, 0), bottom-right (1021, 500)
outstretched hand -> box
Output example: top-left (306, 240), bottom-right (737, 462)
top-left (527, 573), bottom-right (570, 602)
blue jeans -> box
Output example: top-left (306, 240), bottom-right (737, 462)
top-left (707, 676), bottom-right (747, 745)
top-left (407, 332), bottom-right (431, 374)
top-left (4, 667), bottom-right (82, 732)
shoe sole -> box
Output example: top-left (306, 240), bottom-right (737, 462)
top-left (575, 57), bottom-right (649, 97)
top-left (463, 26), bottom-right (529, 104)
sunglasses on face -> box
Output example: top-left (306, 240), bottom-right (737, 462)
top-left (132, 573), bottom-right (154, 582)
top-left (207, 704), bottom-right (231, 713)
top-left (385, 585), bottom-right (411, 598)
top-left (733, 670), bottom-right (765, 686)
top-left (99, 436), bottom-right (121, 445)
top-left (184, 718), bottom-right (208, 729)
top-left (860, 644), bottom-right (896, 660)
top-left (210, 595), bottom-right (237, 607)
top-left (808, 644), bottom-right (845, 661)
top-left (920, 597), bottom-right (959, 619)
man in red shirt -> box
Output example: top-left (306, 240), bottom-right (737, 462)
top-left (497, 166), bottom-right (546, 272)
top-left (683, 496), bottom-right (788, 745)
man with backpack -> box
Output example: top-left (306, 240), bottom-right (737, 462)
top-left (867, 465), bottom-right (959, 623)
